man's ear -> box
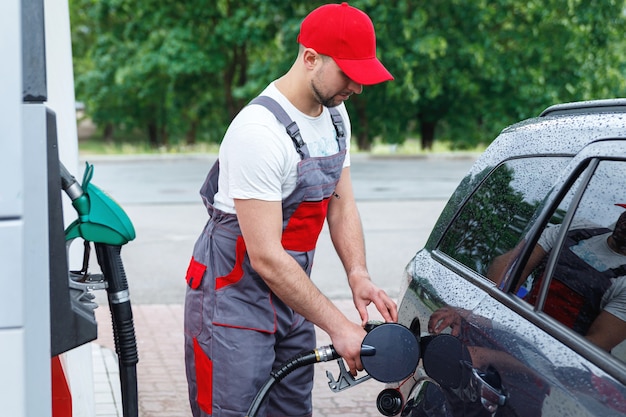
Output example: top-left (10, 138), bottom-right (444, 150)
top-left (302, 48), bottom-right (319, 70)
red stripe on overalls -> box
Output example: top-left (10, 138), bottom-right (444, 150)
top-left (527, 277), bottom-right (584, 329)
top-left (215, 236), bottom-right (246, 290)
top-left (281, 198), bottom-right (330, 252)
top-left (193, 338), bottom-right (213, 413)
top-left (213, 197), bottom-right (329, 290)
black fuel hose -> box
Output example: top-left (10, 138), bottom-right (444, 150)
top-left (246, 345), bottom-right (340, 417)
top-left (96, 243), bottom-right (139, 417)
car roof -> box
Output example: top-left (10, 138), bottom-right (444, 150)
top-left (477, 99), bottom-right (626, 168)
top-left (539, 98), bottom-right (626, 117)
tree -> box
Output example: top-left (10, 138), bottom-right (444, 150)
top-left (350, 0), bottom-right (626, 150)
top-left (71, 0), bottom-right (301, 147)
top-left (71, 1), bottom-right (626, 150)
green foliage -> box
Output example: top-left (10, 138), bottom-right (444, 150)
top-left (70, 0), bottom-right (626, 150)
top-left (71, 0), bottom-right (299, 146)
top-left (355, 0), bottom-right (626, 149)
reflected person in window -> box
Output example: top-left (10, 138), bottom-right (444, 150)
top-left (488, 204), bottom-right (626, 352)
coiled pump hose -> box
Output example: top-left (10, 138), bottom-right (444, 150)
top-left (96, 243), bottom-right (139, 417)
top-left (245, 345), bottom-right (340, 417)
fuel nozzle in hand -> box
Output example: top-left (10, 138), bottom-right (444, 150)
top-left (326, 321), bottom-right (420, 393)
top-left (246, 322), bottom-right (420, 417)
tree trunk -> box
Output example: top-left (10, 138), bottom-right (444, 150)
top-left (160, 96), bottom-right (168, 147)
top-left (147, 122), bottom-right (158, 147)
top-left (186, 120), bottom-right (198, 145)
top-left (160, 124), bottom-right (168, 147)
top-left (103, 123), bottom-right (114, 144)
top-left (224, 45), bottom-right (247, 119)
top-left (357, 131), bottom-right (370, 151)
top-left (420, 120), bottom-right (436, 150)
top-left (223, 63), bottom-right (235, 118)
top-left (352, 97), bottom-right (371, 151)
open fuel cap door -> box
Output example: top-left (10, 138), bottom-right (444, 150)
top-left (361, 323), bottom-right (420, 383)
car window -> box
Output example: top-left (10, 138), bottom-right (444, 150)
top-left (517, 160), bottom-right (626, 361)
top-left (438, 157), bottom-right (570, 278)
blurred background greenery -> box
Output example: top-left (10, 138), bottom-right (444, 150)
top-left (69, 0), bottom-right (626, 154)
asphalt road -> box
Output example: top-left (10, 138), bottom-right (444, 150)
top-left (78, 153), bottom-right (477, 305)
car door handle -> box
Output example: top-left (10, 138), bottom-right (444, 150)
top-left (471, 365), bottom-right (507, 413)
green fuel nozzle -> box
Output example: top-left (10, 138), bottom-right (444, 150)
top-left (60, 162), bottom-right (135, 245)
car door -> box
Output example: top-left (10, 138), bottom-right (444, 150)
top-left (407, 141), bottom-right (626, 416)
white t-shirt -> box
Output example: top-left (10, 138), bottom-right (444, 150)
top-left (602, 275), bottom-right (626, 323)
top-left (213, 82), bottom-right (352, 214)
top-left (538, 221), bottom-right (626, 321)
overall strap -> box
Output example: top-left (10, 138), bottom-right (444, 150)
top-left (249, 96), bottom-right (309, 159)
top-left (609, 264), bottom-right (626, 279)
top-left (249, 96), bottom-right (347, 158)
top-left (567, 227), bottom-right (612, 243)
top-left (328, 106), bottom-right (346, 152)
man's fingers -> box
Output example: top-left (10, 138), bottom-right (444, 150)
top-left (347, 357), bottom-right (364, 376)
top-left (374, 296), bottom-right (398, 322)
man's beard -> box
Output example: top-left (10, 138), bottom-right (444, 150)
top-left (612, 234), bottom-right (626, 250)
top-left (311, 80), bottom-right (342, 108)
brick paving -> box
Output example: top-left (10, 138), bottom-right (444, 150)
top-left (93, 300), bottom-right (388, 417)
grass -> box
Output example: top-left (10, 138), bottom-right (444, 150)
top-left (78, 135), bottom-right (486, 157)
top-left (367, 138), bottom-right (486, 156)
top-left (77, 115), bottom-right (488, 157)
top-left (78, 137), bottom-right (221, 156)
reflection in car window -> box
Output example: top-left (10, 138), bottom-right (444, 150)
top-left (518, 160), bottom-right (626, 361)
top-left (438, 157), bottom-right (570, 277)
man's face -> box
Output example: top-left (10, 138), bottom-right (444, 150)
top-left (612, 212), bottom-right (626, 247)
top-left (310, 56), bottom-right (362, 108)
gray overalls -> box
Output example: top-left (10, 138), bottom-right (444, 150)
top-left (527, 227), bottom-right (626, 334)
top-left (184, 96), bottom-right (347, 417)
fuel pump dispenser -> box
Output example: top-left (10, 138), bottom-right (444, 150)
top-left (13, 0), bottom-right (139, 415)
top-left (30, 100), bottom-right (140, 417)
top-left (60, 161), bottom-right (139, 417)
top-left (246, 322), bottom-right (420, 417)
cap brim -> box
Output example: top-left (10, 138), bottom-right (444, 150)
top-left (333, 57), bottom-right (394, 86)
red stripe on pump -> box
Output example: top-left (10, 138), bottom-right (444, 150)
top-left (282, 199), bottom-right (330, 252)
top-left (51, 356), bottom-right (72, 417)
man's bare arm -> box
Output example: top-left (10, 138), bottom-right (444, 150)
top-left (488, 243), bottom-right (548, 290)
top-left (234, 197), bottom-right (366, 374)
top-left (326, 167), bottom-right (398, 325)
top-left (586, 310), bottom-right (626, 352)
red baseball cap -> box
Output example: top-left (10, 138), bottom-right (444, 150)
top-left (297, 2), bottom-right (394, 86)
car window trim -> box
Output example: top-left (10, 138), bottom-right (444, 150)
top-left (500, 158), bottom-right (593, 294)
top-left (433, 154), bottom-right (574, 249)
top-left (534, 159), bottom-right (599, 312)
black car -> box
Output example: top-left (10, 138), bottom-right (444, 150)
top-left (381, 99), bottom-right (626, 416)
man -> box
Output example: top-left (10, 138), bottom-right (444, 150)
top-left (184, 3), bottom-right (398, 416)
top-left (487, 205), bottom-right (626, 352)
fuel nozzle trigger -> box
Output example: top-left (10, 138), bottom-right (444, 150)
top-left (326, 341), bottom-right (377, 392)
top-left (327, 322), bottom-right (420, 393)
top-left (326, 357), bottom-right (373, 393)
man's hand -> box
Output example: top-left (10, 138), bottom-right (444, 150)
top-left (349, 272), bottom-right (398, 326)
top-left (328, 320), bottom-right (368, 376)
top-left (428, 306), bottom-right (466, 336)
